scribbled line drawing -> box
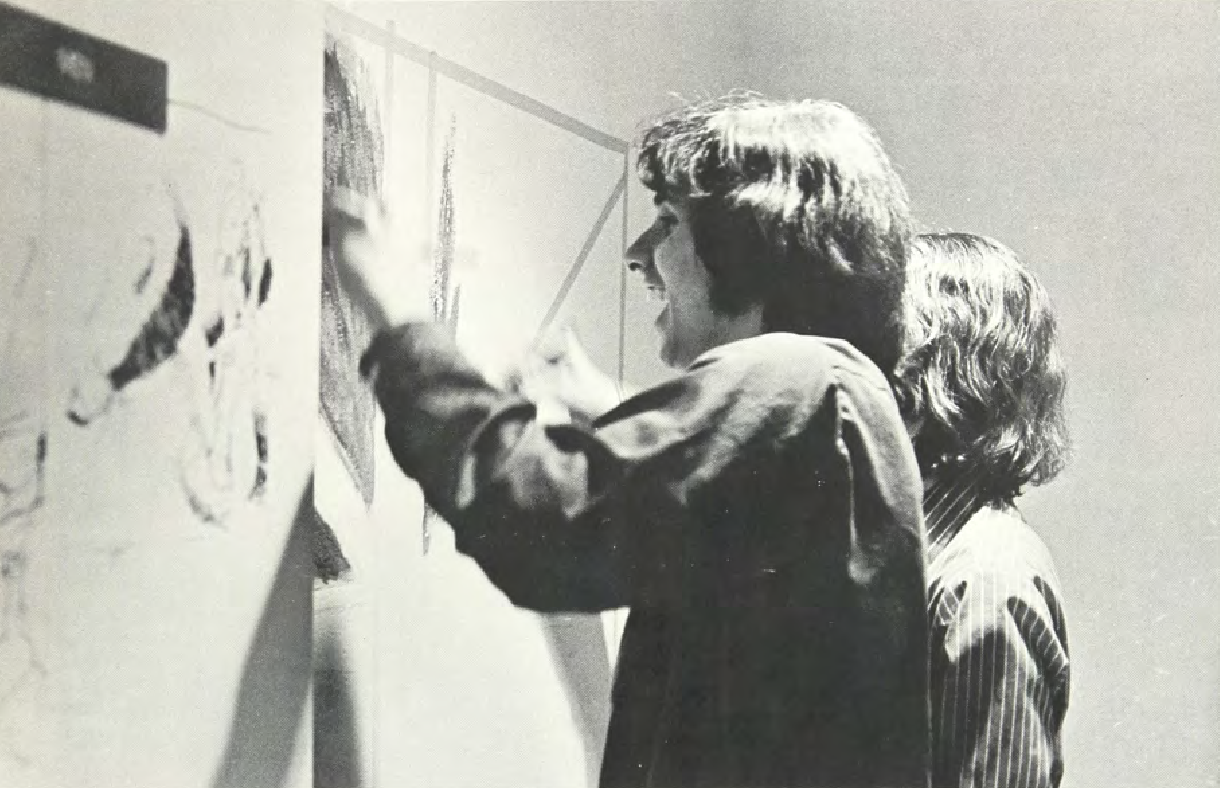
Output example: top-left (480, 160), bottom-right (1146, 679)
top-left (421, 117), bottom-right (461, 554)
top-left (314, 33), bottom-right (385, 581)
top-left (182, 190), bottom-right (274, 524)
top-left (319, 33), bottom-right (383, 511)
top-left (0, 411), bottom-right (48, 725)
top-left (67, 215), bottom-right (195, 426)
top-left (59, 175), bottom-right (274, 524)
top-left (429, 117), bottom-right (461, 330)
top-left (0, 421), bottom-right (44, 528)
top-left (323, 35), bottom-right (385, 215)
top-left (0, 239), bottom-right (48, 758)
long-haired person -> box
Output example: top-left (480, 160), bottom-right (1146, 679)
top-left (895, 232), bottom-right (1071, 788)
top-left (327, 95), bottom-right (932, 787)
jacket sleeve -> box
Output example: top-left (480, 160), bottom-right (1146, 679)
top-left (931, 571), bottom-right (1071, 788)
top-left (360, 324), bottom-right (919, 616)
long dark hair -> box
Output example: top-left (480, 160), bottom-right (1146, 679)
top-left (636, 94), bottom-right (912, 374)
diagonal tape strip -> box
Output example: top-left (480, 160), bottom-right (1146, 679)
top-left (533, 173), bottom-right (627, 344)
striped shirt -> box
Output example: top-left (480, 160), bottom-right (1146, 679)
top-left (925, 470), bottom-right (1070, 788)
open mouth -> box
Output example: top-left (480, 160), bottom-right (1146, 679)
top-left (652, 295), bottom-right (670, 332)
top-left (648, 286), bottom-right (668, 330)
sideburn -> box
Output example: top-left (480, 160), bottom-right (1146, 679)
top-left (686, 199), bottom-right (771, 316)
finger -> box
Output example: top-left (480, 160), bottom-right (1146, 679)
top-left (323, 206), bottom-right (365, 251)
top-left (563, 328), bottom-right (596, 369)
top-left (325, 189), bottom-right (385, 243)
top-left (324, 185), bottom-right (367, 219)
top-left (562, 327), bottom-right (582, 359)
top-left (503, 365), bottom-right (525, 394)
top-left (534, 329), bottom-right (569, 365)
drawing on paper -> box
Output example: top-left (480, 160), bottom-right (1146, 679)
top-left (0, 416), bottom-right (47, 712)
top-left (421, 118), bottom-right (461, 553)
top-left (66, 202), bottom-right (196, 426)
top-left (58, 174), bottom-right (273, 526)
top-left (430, 117), bottom-right (461, 331)
top-left (181, 185), bottom-right (274, 524)
top-left (0, 246), bottom-right (48, 743)
top-left (320, 34), bottom-right (383, 507)
top-left (314, 33), bottom-right (386, 581)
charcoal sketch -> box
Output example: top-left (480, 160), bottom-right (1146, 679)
top-left (66, 201), bottom-right (195, 427)
top-left (181, 184), bottom-right (274, 524)
top-left (320, 33), bottom-right (383, 509)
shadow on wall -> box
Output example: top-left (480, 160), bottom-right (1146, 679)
top-left (540, 613), bottom-right (614, 787)
top-left (213, 478), bottom-right (315, 788)
top-left (313, 629), bottom-right (363, 788)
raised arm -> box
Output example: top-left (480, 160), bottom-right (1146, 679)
top-left (361, 328), bottom-right (921, 617)
top-left (362, 327), bottom-right (806, 611)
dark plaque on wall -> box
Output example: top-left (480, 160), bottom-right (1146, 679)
top-left (0, 1), bottom-right (167, 133)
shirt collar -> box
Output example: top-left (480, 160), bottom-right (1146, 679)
top-left (923, 464), bottom-right (989, 564)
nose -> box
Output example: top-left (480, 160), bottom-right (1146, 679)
top-left (624, 221), bottom-right (666, 272)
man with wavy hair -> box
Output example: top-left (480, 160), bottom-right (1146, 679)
top-left (327, 95), bottom-right (931, 788)
top-left (894, 233), bottom-right (1071, 788)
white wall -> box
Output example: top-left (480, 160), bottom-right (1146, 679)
top-left (353, 0), bottom-right (756, 387)
top-left (0, 2), bottom-right (321, 785)
top-left (315, 4), bottom-right (754, 786)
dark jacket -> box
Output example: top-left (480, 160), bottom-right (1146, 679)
top-left (362, 325), bottom-right (931, 788)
